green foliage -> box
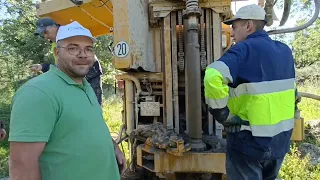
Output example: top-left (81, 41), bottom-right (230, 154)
top-left (278, 144), bottom-right (320, 180)
top-left (101, 96), bottom-right (130, 165)
top-left (94, 35), bottom-right (118, 87)
top-left (0, 147), bottom-right (9, 178)
top-left (297, 79), bottom-right (320, 120)
top-left (102, 95), bottom-right (123, 133)
top-left (0, 102), bottom-right (11, 149)
top-left (292, 19), bottom-right (320, 68)
top-left (0, 0), bottom-right (117, 97)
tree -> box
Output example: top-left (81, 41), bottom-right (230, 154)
top-left (0, 0), bottom-right (117, 99)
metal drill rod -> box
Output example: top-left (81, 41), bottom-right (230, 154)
top-left (183, 0), bottom-right (206, 151)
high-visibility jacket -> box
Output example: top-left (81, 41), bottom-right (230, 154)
top-left (204, 30), bottom-right (296, 159)
top-left (52, 42), bottom-right (57, 64)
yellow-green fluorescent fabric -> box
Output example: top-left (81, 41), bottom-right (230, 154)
top-left (204, 30), bottom-right (296, 138)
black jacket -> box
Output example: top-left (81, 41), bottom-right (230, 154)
top-left (0, 121), bottom-right (4, 129)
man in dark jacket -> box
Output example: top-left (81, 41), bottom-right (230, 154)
top-left (204, 4), bottom-right (296, 180)
top-left (0, 120), bottom-right (6, 141)
top-left (31, 17), bottom-right (103, 105)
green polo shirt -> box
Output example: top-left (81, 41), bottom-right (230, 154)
top-left (9, 65), bottom-right (120, 180)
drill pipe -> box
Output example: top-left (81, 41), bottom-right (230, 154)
top-left (184, 0), bottom-right (206, 151)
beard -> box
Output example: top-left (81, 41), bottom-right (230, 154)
top-left (57, 59), bottom-right (94, 82)
top-left (70, 64), bottom-right (91, 77)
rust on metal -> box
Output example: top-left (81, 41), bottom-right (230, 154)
top-left (125, 72), bottom-right (163, 82)
top-left (162, 14), bottom-right (174, 130)
top-left (171, 11), bottom-right (180, 134)
top-left (153, 28), bottom-right (163, 72)
top-left (137, 144), bottom-right (227, 174)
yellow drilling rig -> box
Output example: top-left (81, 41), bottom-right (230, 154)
top-left (36, 0), bottom-right (320, 179)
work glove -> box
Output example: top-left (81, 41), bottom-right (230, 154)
top-left (223, 114), bottom-right (249, 133)
top-left (208, 107), bottom-right (249, 133)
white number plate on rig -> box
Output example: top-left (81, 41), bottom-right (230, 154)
top-left (140, 102), bottom-right (160, 116)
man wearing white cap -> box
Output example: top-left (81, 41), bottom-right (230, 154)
top-left (204, 4), bottom-right (296, 180)
top-left (32, 17), bottom-right (104, 105)
top-left (9, 21), bottom-right (125, 180)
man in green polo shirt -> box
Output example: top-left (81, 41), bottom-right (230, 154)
top-left (32, 17), bottom-right (104, 105)
top-left (9, 21), bottom-right (125, 180)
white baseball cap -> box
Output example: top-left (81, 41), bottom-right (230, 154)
top-left (56, 21), bottom-right (97, 43)
top-left (224, 4), bottom-right (267, 25)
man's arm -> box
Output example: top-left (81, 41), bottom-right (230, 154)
top-left (112, 139), bottom-right (126, 174)
top-left (10, 142), bottom-right (45, 180)
top-left (29, 63), bottom-right (53, 73)
top-left (204, 43), bottom-right (246, 123)
top-left (9, 86), bottom-right (57, 180)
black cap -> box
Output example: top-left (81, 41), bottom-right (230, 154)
top-left (34, 17), bottom-right (56, 35)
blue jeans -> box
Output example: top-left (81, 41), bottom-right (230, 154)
top-left (226, 148), bottom-right (284, 180)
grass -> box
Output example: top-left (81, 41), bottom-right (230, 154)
top-left (102, 95), bottom-right (130, 164)
top-left (278, 144), bottom-right (320, 180)
top-left (0, 147), bottom-right (9, 178)
top-left (102, 95), bottom-right (123, 133)
top-left (0, 80), bottom-right (319, 178)
top-left (297, 78), bottom-right (320, 121)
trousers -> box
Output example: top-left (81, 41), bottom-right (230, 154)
top-left (226, 148), bottom-right (284, 180)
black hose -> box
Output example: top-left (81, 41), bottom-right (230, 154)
top-left (279, 0), bottom-right (292, 26)
top-left (268, 0), bottom-right (320, 34)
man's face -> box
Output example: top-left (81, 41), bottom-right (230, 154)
top-left (55, 36), bottom-right (95, 80)
top-left (43, 25), bottom-right (58, 42)
top-left (231, 20), bottom-right (250, 43)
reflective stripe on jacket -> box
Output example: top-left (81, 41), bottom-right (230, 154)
top-left (204, 30), bottom-right (296, 138)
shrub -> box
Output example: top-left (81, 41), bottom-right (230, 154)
top-left (278, 144), bottom-right (320, 179)
top-left (297, 78), bottom-right (320, 121)
top-left (0, 102), bottom-right (11, 149)
top-left (0, 147), bottom-right (9, 178)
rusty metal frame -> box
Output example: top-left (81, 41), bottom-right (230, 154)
top-left (149, 0), bottom-right (232, 27)
top-left (137, 144), bottom-right (226, 174)
top-left (161, 14), bottom-right (174, 130)
top-left (171, 12), bottom-right (180, 134)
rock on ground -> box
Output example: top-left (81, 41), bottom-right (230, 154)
top-left (306, 119), bottom-right (320, 139)
top-left (299, 142), bottom-right (320, 165)
top-left (298, 120), bottom-right (320, 166)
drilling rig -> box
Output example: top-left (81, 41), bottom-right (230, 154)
top-left (36, 0), bottom-right (320, 179)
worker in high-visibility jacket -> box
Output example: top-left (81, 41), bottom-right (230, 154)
top-left (204, 4), bottom-right (296, 180)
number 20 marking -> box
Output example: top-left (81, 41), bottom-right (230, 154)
top-left (114, 41), bottom-right (129, 58)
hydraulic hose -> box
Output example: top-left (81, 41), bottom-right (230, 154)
top-left (268, 0), bottom-right (320, 34)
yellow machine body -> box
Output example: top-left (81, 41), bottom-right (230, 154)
top-left (36, 0), bottom-right (305, 179)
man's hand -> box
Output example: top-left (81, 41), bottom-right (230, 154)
top-left (30, 64), bottom-right (43, 73)
top-left (0, 128), bottom-right (6, 141)
top-left (113, 139), bottom-right (126, 175)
